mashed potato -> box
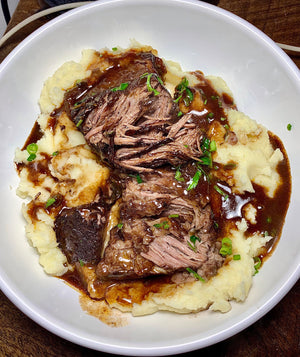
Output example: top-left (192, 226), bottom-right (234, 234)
top-left (14, 44), bottom-right (286, 322)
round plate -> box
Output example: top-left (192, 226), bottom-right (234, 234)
top-left (0, 0), bottom-right (299, 355)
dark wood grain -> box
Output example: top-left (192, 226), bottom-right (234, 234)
top-left (0, 0), bottom-right (299, 355)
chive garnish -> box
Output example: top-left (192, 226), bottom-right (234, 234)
top-left (214, 184), bottom-right (229, 200)
top-left (112, 47), bottom-right (118, 51)
top-left (45, 197), bottom-right (56, 208)
top-left (129, 173), bottom-right (143, 184)
top-left (174, 77), bottom-right (194, 107)
top-left (219, 237), bottom-right (232, 256)
top-left (210, 140), bottom-right (217, 152)
top-left (117, 223), bottom-right (123, 229)
top-left (186, 267), bottom-right (205, 282)
top-left (287, 123), bottom-right (292, 131)
top-left (26, 143), bottom-right (38, 161)
top-left (111, 82), bottom-right (129, 92)
top-left (175, 167), bottom-right (184, 182)
top-left (188, 235), bottom-right (201, 251)
top-left (153, 221), bottom-right (169, 229)
top-left (79, 259), bottom-right (85, 267)
top-left (26, 143), bottom-right (38, 155)
top-left (27, 154), bottom-right (36, 162)
top-left (76, 119), bottom-right (83, 127)
top-left (52, 151), bottom-right (59, 156)
top-left (233, 254), bottom-right (241, 260)
top-left (187, 170), bottom-right (202, 191)
top-left (168, 214), bottom-right (179, 218)
top-left (253, 256), bottom-right (262, 274)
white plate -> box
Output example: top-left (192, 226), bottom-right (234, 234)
top-left (0, 0), bottom-right (299, 355)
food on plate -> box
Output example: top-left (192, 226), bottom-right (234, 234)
top-left (14, 44), bottom-right (291, 326)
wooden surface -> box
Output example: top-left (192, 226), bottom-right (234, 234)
top-left (0, 0), bottom-right (299, 356)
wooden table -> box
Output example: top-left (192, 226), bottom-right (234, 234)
top-left (0, 1), bottom-right (299, 355)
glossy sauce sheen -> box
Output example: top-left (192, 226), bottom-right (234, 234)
top-left (20, 51), bottom-right (291, 308)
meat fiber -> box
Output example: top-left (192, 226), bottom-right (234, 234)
top-left (96, 171), bottom-right (223, 280)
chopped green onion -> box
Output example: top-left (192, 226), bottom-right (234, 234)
top-left (175, 77), bottom-right (194, 107)
top-left (214, 184), bottom-right (229, 200)
top-left (220, 117), bottom-right (226, 121)
top-left (79, 259), bottom-right (85, 267)
top-left (186, 267), bottom-right (205, 282)
top-left (209, 140), bottom-right (217, 152)
top-left (266, 216), bottom-right (272, 224)
top-left (168, 214), bottom-right (179, 218)
top-left (52, 151), bottom-right (59, 156)
top-left (203, 99), bottom-right (208, 105)
top-left (188, 235), bottom-right (201, 251)
top-left (287, 123), bottom-right (292, 131)
top-left (163, 221), bottom-right (170, 229)
top-left (26, 143), bottom-right (38, 155)
top-left (233, 254), bottom-right (241, 260)
top-left (175, 167), bottom-right (184, 182)
top-left (219, 237), bottom-right (232, 256)
top-left (153, 221), bottom-right (170, 229)
top-left (142, 73), bottom-right (160, 96)
top-left (187, 170), bottom-right (202, 191)
top-left (111, 82), bottom-right (129, 92)
top-left (117, 223), bottom-right (123, 229)
top-left (153, 223), bottom-right (162, 228)
top-left (177, 111), bottom-right (183, 117)
top-left (112, 47), bottom-right (118, 51)
top-left (129, 174), bottom-right (143, 184)
top-left (45, 197), bottom-right (56, 208)
top-left (76, 119), bottom-right (83, 127)
top-left (27, 153), bottom-right (36, 162)
top-left (253, 256), bottom-right (262, 274)
top-left (207, 112), bottom-right (214, 120)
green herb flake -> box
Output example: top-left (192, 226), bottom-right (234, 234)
top-left (129, 174), bottom-right (143, 184)
top-left (214, 184), bottom-right (229, 200)
top-left (233, 254), bottom-right (241, 261)
top-left (203, 99), bottom-right (208, 105)
top-left (79, 259), bottom-right (85, 267)
top-left (253, 256), bottom-right (262, 275)
top-left (141, 73), bottom-right (160, 96)
top-left (207, 112), bottom-right (214, 120)
top-left (76, 119), bottom-right (83, 128)
top-left (111, 82), bottom-right (129, 92)
top-left (186, 267), bottom-right (205, 282)
top-left (266, 216), bottom-right (272, 224)
top-left (219, 237), bottom-right (232, 256)
top-left (175, 77), bottom-right (194, 107)
top-left (26, 143), bottom-right (38, 155)
top-left (27, 153), bottom-right (36, 162)
top-left (52, 151), bottom-right (59, 156)
top-left (188, 235), bottom-right (201, 251)
top-left (153, 221), bottom-right (170, 229)
top-left (287, 123), bottom-right (292, 131)
top-left (117, 223), bottom-right (124, 229)
top-left (112, 47), bottom-right (118, 51)
top-left (187, 170), bottom-right (202, 191)
top-left (177, 111), bottom-right (183, 117)
top-left (168, 214), bottom-right (179, 218)
top-left (209, 140), bottom-right (217, 152)
top-left (153, 223), bottom-right (163, 229)
top-left (175, 167), bottom-right (184, 182)
top-left (45, 197), bottom-right (56, 209)
top-left (163, 221), bottom-right (170, 229)
top-left (220, 117), bottom-right (226, 121)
